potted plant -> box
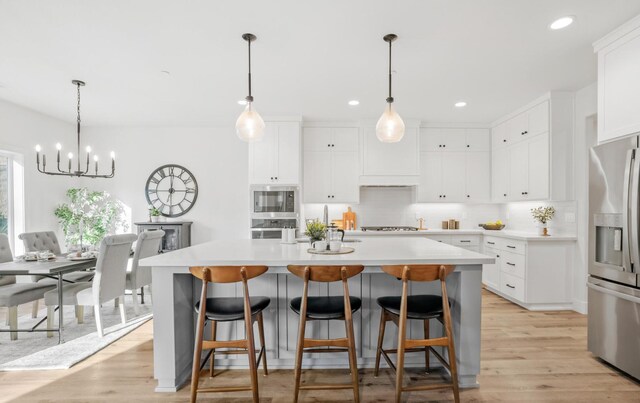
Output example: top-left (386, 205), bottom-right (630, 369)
top-left (531, 206), bottom-right (555, 236)
top-left (149, 207), bottom-right (162, 223)
top-left (54, 188), bottom-right (128, 249)
top-left (304, 220), bottom-right (326, 245)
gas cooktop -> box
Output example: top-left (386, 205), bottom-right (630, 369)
top-left (360, 226), bottom-right (419, 232)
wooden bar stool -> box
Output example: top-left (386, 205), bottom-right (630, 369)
top-left (189, 266), bottom-right (270, 403)
top-left (374, 264), bottom-right (460, 403)
top-left (287, 265), bottom-right (364, 403)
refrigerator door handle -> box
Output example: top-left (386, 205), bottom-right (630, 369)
top-left (587, 281), bottom-right (640, 304)
top-left (622, 149), bottom-right (634, 272)
top-left (631, 150), bottom-right (640, 273)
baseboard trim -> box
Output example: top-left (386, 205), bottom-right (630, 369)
top-left (572, 299), bottom-right (588, 314)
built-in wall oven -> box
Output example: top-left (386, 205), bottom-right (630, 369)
top-left (250, 185), bottom-right (299, 239)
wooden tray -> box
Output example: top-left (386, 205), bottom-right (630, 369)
top-left (307, 247), bottom-right (355, 255)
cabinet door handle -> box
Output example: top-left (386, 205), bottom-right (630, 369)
top-left (506, 245), bottom-right (516, 249)
top-left (503, 193), bottom-right (507, 197)
top-left (487, 241), bottom-right (495, 245)
top-left (503, 139), bottom-right (507, 142)
top-left (496, 254), bottom-right (500, 258)
top-left (506, 284), bottom-right (515, 289)
top-left (467, 195), bottom-right (470, 198)
top-left (460, 240), bottom-right (471, 243)
top-left (270, 177), bottom-right (274, 180)
top-left (506, 262), bottom-right (516, 266)
top-left (467, 144), bottom-right (470, 148)
top-left (443, 144), bottom-right (446, 148)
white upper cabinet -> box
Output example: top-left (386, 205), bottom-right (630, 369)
top-left (303, 127), bottom-right (359, 203)
top-left (249, 121), bottom-right (301, 185)
top-left (490, 93), bottom-right (573, 202)
top-left (418, 127), bottom-right (491, 203)
top-left (362, 126), bottom-right (419, 177)
top-left (594, 15), bottom-right (640, 143)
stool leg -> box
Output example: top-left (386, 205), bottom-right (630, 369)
top-left (424, 319), bottom-right (430, 373)
top-left (246, 319), bottom-right (259, 403)
top-left (374, 310), bottom-right (387, 377)
top-left (345, 314), bottom-right (360, 403)
top-left (140, 287), bottom-right (145, 304)
top-left (444, 315), bottom-right (460, 403)
top-left (209, 320), bottom-right (217, 378)
top-left (293, 313), bottom-right (307, 403)
top-left (190, 308), bottom-right (207, 403)
top-left (257, 312), bottom-right (269, 375)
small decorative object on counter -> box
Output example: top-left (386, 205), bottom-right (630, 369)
top-left (304, 220), bottom-right (326, 244)
top-left (442, 220), bottom-right (449, 230)
top-left (531, 206), bottom-right (555, 236)
top-left (479, 220), bottom-right (505, 230)
top-left (343, 207), bottom-right (357, 230)
top-left (454, 220), bottom-right (460, 229)
top-left (417, 217), bottom-right (426, 230)
top-left (448, 219), bottom-right (456, 229)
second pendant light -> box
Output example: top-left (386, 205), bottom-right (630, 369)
top-left (236, 33), bottom-right (265, 142)
top-left (376, 34), bottom-right (405, 143)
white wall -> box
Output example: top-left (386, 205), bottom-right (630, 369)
top-left (0, 99), bottom-right (76, 253)
top-left (82, 126), bottom-right (249, 244)
top-left (572, 82), bottom-right (598, 314)
top-left (500, 201), bottom-right (577, 236)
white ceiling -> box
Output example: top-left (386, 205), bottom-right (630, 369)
top-left (1, 0), bottom-right (639, 127)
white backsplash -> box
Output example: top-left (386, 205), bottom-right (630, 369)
top-left (302, 187), bottom-right (576, 236)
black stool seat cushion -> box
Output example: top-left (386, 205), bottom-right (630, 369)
top-left (195, 296), bottom-right (270, 322)
top-left (290, 296), bottom-right (362, 320)
top-left (377, 295), bottom-right (446, 320)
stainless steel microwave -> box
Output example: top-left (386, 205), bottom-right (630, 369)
top-left (250, 185), bottom-right (299, 217)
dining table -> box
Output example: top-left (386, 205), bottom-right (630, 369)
top-left (0, 256), bottom-right (96, 343)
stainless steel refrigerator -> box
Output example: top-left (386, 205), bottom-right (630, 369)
top-left (588, 135), bottom-right (640, 380)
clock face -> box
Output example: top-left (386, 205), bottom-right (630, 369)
top-left (145, 164), bottom-right (198, 217)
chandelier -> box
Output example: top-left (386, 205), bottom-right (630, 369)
top-left (35, 80), bottom-right (115, 178)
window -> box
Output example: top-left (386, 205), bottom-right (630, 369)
top-left (0, 150), bottom-right (24, 254)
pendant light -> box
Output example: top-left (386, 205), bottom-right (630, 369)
top-left (376, 34), bottom-right (405, 143)
top-left (236, 33), bottom-right (265, 142)
top-left (35, 80), bottom-right (115, 178)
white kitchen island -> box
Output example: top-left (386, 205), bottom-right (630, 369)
top-left (140, 237), bottom-right (494, 392)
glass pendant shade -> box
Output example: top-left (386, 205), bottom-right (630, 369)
top-left (236, 102), bottom-right (265, 142)
top-left (376, 103), bottom-right (405, 143)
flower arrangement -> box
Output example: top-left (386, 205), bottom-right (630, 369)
top-left (304, 220), bottom-right (326, 242)
top-left (530, 206), bottom-right (555, 224)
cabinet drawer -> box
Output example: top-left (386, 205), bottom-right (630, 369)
top-left (451, 235), bottom-right (480, 246)
top-left (483, 236), bottom-right (502, 249)
top-left (501, 272), bottom-right (525, 301)
top-left (425, 235), bottom-right (452, 244)
top-left (502, 239), bottom-right (526, 255)
top-left (461, 245), bottom-right (481, 253)
top-left (500, 251), bottom-right (525, 279)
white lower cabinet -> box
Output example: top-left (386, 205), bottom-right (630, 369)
top-left (482, 235), bottom-right (573, 310)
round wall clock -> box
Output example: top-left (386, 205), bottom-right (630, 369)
top-left (145, 164), bottom-right (198, 217)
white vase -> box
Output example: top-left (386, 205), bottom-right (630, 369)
top-left (151, 216), bottom-right (160, 223)
top-left (537, 222), bottom-right (549, 236)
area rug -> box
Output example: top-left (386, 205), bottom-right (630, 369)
top-left (0, 294), bottom-right (152, 371)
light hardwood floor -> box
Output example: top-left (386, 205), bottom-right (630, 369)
top-left (0, 289), bottom-right (638, 402)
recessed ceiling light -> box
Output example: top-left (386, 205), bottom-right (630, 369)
top-left (160, 70), bottom-right (171, 76)
top-left (454, 101), bottom-right (467, 108)
top-left (348, 100), bottom-right (360, 106)
top-left (238, 99), bottom-right (247, 105)
top-left (549, 16), bottom-right (575, 30)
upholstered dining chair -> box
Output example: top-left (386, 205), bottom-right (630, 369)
top-left (19, 231), bottom-right (95, 318)
top-left (44, 233), bottom-right (137, 337)
top-left (0, 234), bottom-right (56, 340)
top-left (126, 230), bottom-right (163, 315)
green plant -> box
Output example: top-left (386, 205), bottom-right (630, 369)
top-left (531, 206), bottom-right (555, 224)
top-left (304, 220), bottom-right (326, 240)
top-left (54, 188), bottom-right (128, 247)
top-left (149, 207), bottom-right (161, 217)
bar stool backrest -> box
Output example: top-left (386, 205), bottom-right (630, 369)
top-left (287, 265), bottom-right (364, 282)
top-left (190, 265), bottom-right (268, 284)
top-left (381, 264), bottom-right (454, 282)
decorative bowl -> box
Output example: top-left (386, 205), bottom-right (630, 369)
top-left (479, 224), bottom-right (505, 230)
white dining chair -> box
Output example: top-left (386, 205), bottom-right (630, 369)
top-left (19, 231), bottom-right (95, 318)
top-left (44, 233), bottom-right (137, 337)
top-left (126, 230), bottom-right (163, 315)
top-left (0, 234), bottom-right (56, 340)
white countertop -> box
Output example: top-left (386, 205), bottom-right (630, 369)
top-left (341, 229), bottom-right (577, 241)
top-left (140, 237), bottom-right (494, 268)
